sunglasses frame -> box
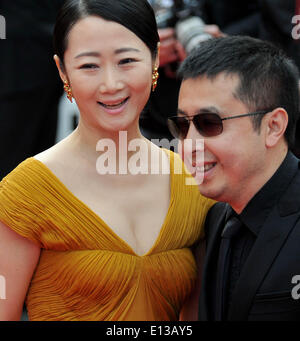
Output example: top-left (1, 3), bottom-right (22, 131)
top-left (167, 110), bottom-right (271, 139)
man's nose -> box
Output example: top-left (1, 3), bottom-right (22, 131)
top-left (184, 122), bottom-right (205, 155)
top-left (185, 120), bottom-right (202, 140)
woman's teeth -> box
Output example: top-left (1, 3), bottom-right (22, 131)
top-left (99, 98), bottom-right (128, 109)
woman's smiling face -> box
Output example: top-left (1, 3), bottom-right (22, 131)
top-left (56, 15), bottom-right (156, 134)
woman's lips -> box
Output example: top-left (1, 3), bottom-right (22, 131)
top-left (98, 97), bottom-right (129, 114)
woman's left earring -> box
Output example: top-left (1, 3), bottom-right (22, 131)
top-left (63, 80), bottom-right (73, 103)
top-left (152, 67), bottom-right (159, 92)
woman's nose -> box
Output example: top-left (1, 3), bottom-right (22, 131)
top-left (99, 67), bottom-right (124, 93)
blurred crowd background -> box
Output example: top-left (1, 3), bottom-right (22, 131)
top-left (0, 0), bottom-right (299, 181)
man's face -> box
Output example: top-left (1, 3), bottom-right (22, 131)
top-left (178, 73), bottom-right (267, 210)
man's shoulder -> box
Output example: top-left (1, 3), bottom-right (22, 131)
top-left (278, 168), bottom-right (300, 216)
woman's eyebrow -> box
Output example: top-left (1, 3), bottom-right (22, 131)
top-left (75, 51), bottom-right (100, 59)
top-left (75, 48), bottom-right (141, 59)
top-left (115, 47), bottom-right (141, 54)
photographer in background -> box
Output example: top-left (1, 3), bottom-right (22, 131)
top-left (256, 0), bottom-right (300, 157)
top-left (140, 0), bottom-right (260, 142)
top-left (202, 0), bottom-right (260, 36)
top-left (187, 0), bottom-right (300, 156)
top-left (140, 1), bottom-right (187, 142)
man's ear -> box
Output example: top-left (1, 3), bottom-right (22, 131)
top-left (54, 54), bottom-right (67, 83)
top-left (265, 108), bottom-right (288, 148)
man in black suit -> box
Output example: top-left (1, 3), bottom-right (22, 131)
top-left (170, 36), bottom-right (300, 320)
top-left (0, 1), bottom-right (64, 180)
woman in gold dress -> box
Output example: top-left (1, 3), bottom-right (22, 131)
top-left (0, 0), bottom-right (214, 321)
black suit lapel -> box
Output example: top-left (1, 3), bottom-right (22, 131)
top-left (228, 208), bottom-right (299, 321)
top-left (228, 170), bottom-right (300, 321)
top-left (198, 203), bottom-right (228, 320)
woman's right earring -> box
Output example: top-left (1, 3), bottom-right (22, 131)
top-left (63, 80), bottom-right (73, 103)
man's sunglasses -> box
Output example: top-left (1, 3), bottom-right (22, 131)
top-left (167, 110), bottom-right (271, 139)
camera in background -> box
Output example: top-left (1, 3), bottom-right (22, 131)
top-left (152, 0), bottom-right (212, 54)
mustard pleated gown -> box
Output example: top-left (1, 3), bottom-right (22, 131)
top-left (0, 150), bottom-right (214, 321)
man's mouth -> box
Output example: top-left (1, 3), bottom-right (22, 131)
top-left (192, 162), bottom-right (217, 175)
top-left (196, 163), bottom-right (216, 173)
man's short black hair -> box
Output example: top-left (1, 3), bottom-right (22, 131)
top-left (178, 36), bottom-right (300, 148)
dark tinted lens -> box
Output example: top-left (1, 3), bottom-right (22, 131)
top-left (194, 113), bottom-right (223, 137)
top-left (167, 117), bottom-right (189, 139)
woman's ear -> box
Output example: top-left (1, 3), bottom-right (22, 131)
top-left (53, 55), bottom-right (67, 83)
top-left (265, 108), bottom-right (288, 148)
top-left (154, 42), bottom-right (160, 69)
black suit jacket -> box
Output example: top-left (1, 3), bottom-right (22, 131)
top-left (198, 170), bottom-right (300, 321)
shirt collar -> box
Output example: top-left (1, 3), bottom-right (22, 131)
top-left (239, 151), bottom-right (299, 236)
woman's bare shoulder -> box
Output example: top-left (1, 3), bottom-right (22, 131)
top-left (33, 135), bottom-right (75, 174)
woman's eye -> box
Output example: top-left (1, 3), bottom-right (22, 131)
top-left (119, 58), bottom-right (137, 65)
top-left (80, 64), bottom-right (98, 69)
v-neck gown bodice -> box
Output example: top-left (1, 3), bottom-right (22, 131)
top-left (0, 150), bottom-right (214, 321)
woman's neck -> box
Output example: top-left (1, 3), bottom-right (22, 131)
top-left (67, 119), bottom-right (151, 173)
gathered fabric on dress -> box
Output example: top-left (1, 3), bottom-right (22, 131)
top-left (0, 150), bottom-right (214, 321)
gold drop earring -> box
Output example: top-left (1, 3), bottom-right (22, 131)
top-left (63, 80), bottom-right (73, 103)
top-left (152, 67), bottom-right (159, 92)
